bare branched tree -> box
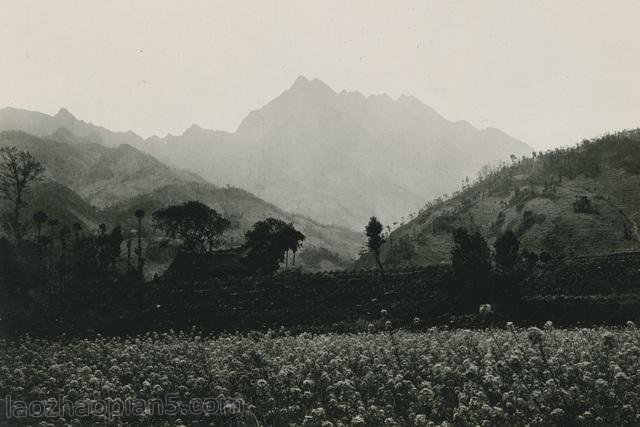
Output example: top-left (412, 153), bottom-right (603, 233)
top-left (0, 146), bottom-right (45, 240)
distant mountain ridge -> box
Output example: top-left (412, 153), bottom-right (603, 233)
top-left (0, 131), bottom-right (203, 208)
top-left (0, 131), bottom-right (363, 273)
top-left (0, 77), bottom-right (532, 230)
top-left (0, 106), bottom-right (142, 147)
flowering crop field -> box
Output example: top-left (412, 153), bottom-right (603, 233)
top-left (2, 325), bottom-right (640, 426)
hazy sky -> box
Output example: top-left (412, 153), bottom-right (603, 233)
top-left (1, 0), bottom-right (639, 150)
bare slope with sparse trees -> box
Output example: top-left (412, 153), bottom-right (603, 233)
top-left (356, 129), bottom-right (640, 270)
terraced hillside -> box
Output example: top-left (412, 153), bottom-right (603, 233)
top-left (357, 130), bottom-right (640, 268)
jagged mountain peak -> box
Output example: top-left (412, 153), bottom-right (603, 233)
top-left (287, 75), bottom-right (336, 96)
top-left (182, 123), bottom-right (208, 137)
top-left (292, 75), bottom-right (311, 86)
top-left (178, 123), bottom-right (230, 142)
top-left (55, 107), bottom-right (76, 120)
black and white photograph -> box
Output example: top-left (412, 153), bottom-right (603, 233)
top-left (1, 1), bottom-right (640, 425)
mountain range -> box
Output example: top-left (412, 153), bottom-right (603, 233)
top-left (0, 131), bottom-right (362, 274)
top-left (0, 76), bottom-right (532, 230)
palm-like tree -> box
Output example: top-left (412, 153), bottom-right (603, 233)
top-left (32, 211), bottom-right (48, 241)
top-left (44, 218), bottom-right (58, 275)
top-left (126, 237), bottom-right (132, 271)
top-left (59, 225), bottom-right (70, 243)
top-left (284, 223), bottom-right (305, 267)
top-left (59, 225), bottom-right (71, 278)
top-left (72, 222), bottom-right (82, 242)
top-left (134, 209), bottom-right (145, 271)
top-left (47, 218), bottom-right (59, 241)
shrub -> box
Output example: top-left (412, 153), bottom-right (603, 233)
top-left (431, 212), bottom-right (459, 234)
top-left (516, 210), bottom-right (546, 235)
top-left (573, 196), bottom-right (599, 214)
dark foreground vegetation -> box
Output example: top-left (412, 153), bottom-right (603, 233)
top-left (2, 137), bottom-right (640, 425)
top-left (2, 326), bottom-right (640, 426)
top-left (2, 134), bottom-right (640, 339)
top-left (2, 229), bottom-right (640, 337)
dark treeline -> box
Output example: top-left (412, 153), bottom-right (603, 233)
top-left (0, 208), bottom-right (307, 336)
top-left (1, 217), bottom-right (638, 337)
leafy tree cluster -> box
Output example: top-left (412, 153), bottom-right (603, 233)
top-left (151, 202), bottom-right (305, 277)
top-left (451, 227), bottom-right (537, 310)
top-left (244, 217), bottom-right (305, 275)
top-left (152, 201), bottom-right (231, 254)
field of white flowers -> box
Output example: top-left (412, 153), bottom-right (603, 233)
top-left (2, 322), bottom-right (640, 426)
